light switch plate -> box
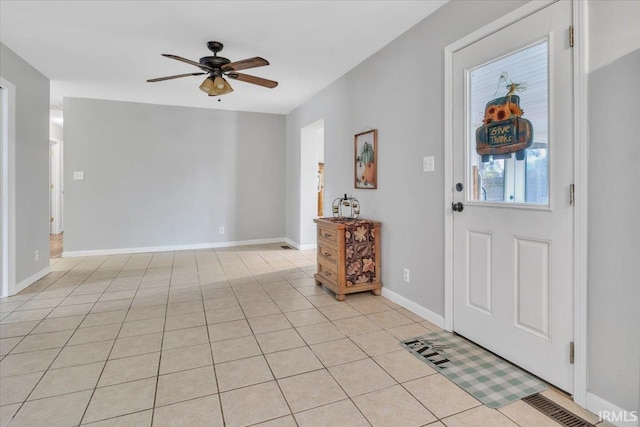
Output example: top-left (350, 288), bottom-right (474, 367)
top-left (423, 156), bottom-right (435, 172)
top-left (73, 171), bottom-right (84, 180)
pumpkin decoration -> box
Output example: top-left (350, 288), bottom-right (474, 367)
top-left (332, 194), bottom-right (360, 220)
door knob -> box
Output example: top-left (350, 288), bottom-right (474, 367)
top-left (452, 202), bottom-right (464, 212)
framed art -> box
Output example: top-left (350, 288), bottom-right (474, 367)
top-left (354, 129), bottom-right (377, 189)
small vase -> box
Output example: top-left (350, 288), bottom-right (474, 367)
top-left (365, 162), bottom-right (375, 184)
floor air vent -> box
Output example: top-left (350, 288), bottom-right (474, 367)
top-left (522, 394), bottom-right (595, 427)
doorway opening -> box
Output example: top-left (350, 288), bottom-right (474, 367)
top-left (50, 140), bottom-right (63, 236)
top-left (300, 119), bottom-right (325, 248)
top-left (49, 116), bottom-right (64, 258)
top-left (317, 162), bottom-right (324, 216)
top-left (0, 78), bottom-right (16, 297)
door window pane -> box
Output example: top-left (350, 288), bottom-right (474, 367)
top-left (468, 41), bottom-right (549, 205)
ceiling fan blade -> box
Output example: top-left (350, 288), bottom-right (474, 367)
top-left (222, 57), bottom-right (269, 72)
top-left (147, 72), bottom-right (206, 82)
top-left (226, 72), bottom-right (278, 88)
top-left (161, 54), bottom-right (214, 72)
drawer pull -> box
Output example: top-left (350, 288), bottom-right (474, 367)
top-left (323, 252), bottom-right (332, 257)
top-left (322, 233), bottom-right (332, 238)
top-left (324, 271), bottom-right (332, 276)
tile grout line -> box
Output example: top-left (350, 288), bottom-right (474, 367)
top-left (6, 254), bottom-right (126, 425)
top-left (299, 283), bottom-right (437, 425)
top-left (5, 258), bottom-right (119, 413)
top-left (258, 253), bottom-right (379, 426)
top-left (227, 252), bottom-right (300, 425)
top-left (250, 248), bottom-right (303, 427)
top-left (147, 250), bottom-right (175, 427)
top-left (229, 247), bottom-right (310, 425)
top-left (197, 248), bottom-right (230, 426)
top-left (76, 253), bottom-right (144, 425)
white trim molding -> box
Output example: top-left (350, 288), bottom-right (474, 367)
top-left (284, 238), bottom-right (317, 251)
top-left (14, 266), bottom-right (51, 295)
top-left (62, 237), bottom-right (287, 258)
top-left (443, 39), bottom-right (454, 332)
top-left (0, 77), bottom-right (17, 299)
top-left (443, 0), bottom-right (588, 403)
top-left (586, 392), bottom-right (639, 427)
top-left (381, 287), bottom-right (445, 329)
top-left (571, 0), bottom-right (589, 408)
top-left (49, 139), bottom-right (63, 235)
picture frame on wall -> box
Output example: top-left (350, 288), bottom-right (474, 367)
top-left (354, 129), bottom-right (377, 189)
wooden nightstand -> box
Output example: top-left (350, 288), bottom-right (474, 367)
top-left (313, 217), bottom-right (382, 301)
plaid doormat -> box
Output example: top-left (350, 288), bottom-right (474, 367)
top-left (400, 331), bottom-right (546, 408)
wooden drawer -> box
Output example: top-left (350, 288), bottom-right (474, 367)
top-left (317, 225), bottom-right (339, 246)
top-left (317, 244), bottom-right (338, 268)
top-left (317, 263), bottom-right (338, 285)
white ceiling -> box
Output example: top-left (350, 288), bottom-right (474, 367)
top-left (0, 1), bottom-right (447, 119)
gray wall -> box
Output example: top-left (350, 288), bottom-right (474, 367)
top-left (64, 98), bottom-right (285, 252)
top-left (286, 0), bottom-right (526, 314)
top-left (0, 43), bottom-right (50, 284)
top-left (588, 1), bottom-right (640, 415)
top-left (286, 0), bottom-right (640, 415)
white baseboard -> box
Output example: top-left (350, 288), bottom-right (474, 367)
top-left (299, 244), bottom-right (317, 250)
top-left (62, 237), bottom-right (287, 258)
top-left (284, 238), bottom-right (299, 249)
top-left (9, 266), bottom-right (51, 297)
top-left (586, 392), bottom-right (639, 427)
top-left (381, 286), bottom-right (445, 329)
top-left (284, 238), bottom-right (316, 251)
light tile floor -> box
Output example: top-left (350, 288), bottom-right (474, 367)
top-left (0, 244), bottom-right (604, 426)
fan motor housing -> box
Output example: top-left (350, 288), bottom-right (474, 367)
top-left (199, 56), bottom-right (231, 70)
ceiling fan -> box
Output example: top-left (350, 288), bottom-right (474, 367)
top-left (147, 41), bottom-right (278, 97)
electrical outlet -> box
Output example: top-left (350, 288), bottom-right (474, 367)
top-left (403, 268), bottom-right (410, 283)
top-left (219, 227), bottom-right (225, 234)
top-left (35, 250), bottom-right (39, 261)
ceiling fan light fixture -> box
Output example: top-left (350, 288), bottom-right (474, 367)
top-left (199, 76), bottom-right (233, 96)
top-left (199, 77), bottom-right (216, 95)
top-left (213, 76), bottom-right (233, 95)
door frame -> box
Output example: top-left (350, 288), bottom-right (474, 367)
top-left (50, 138), bottom-right (63, 235)
top-left (0, 77), bottom-right (17, 298)
top-left (442, 0), bottom-right (588, 405)
top-left (299, 118), bottom-right (325, 249)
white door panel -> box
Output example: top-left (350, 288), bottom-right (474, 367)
top-left (467, 230), bottom-right (493, 315)
top-left (513, 236), bottom-right (550, 340)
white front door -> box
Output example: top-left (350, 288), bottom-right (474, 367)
top-left (452, 1), bottom-right (574, 392)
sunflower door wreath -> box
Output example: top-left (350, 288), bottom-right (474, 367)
top-left (475, 79), bottom-right (533, 162)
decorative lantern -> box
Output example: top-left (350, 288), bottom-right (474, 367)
top-left (332, 194), bottom-right (360, 220)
